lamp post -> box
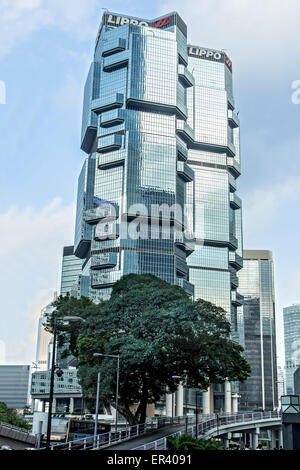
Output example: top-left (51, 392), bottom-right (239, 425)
top-left (93, 353), bottom-right (120, 433)
top-left (94, 371), bottom-right (101, 447)
top-left (45, 316), bottom-right (85, 450)
top-left (171, 376), bottom-right (181, 420)
top-left (195, 391), bottom-right (201, 439)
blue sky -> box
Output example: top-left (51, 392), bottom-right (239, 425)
top-left (0, 0), bottom-right (300, 366)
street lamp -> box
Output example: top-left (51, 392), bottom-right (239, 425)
top-left (195, 391), bottom-right (201, 439)
top-left (171, 376), bottom-right (181, 420)
top-left (45, 316), bottom-right (85, 450)
top-left (93, 353), bottom-right (120, 434)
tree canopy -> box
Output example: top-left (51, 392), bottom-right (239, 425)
top-left (45, 274), bottom-right (250, 424)
top-left (0, 402), bottom-right (31, 430)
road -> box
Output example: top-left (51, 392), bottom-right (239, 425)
top-left (103, 424), bottom-right (185, 450)
top-left (0, 436), bottom-right (31, 450)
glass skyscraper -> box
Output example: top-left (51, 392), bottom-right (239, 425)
top-left (70, 11), bottom-right (244, 413)
top-left (60, 246), bottom-right (83, 297)
top-left (283, 304), bottom-right (300, 394)
top-left (238, 250), bottom-right (277, 410)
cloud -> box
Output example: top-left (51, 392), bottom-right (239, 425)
top-left (0, 0), bottom-right (99, 59)
top-left (160, 0), bottom-right (300, 87)
top-left (0, 198), bottom-right (76, 364)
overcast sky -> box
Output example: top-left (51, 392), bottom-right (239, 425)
top-left (1, 0), bottom-right (300, 367)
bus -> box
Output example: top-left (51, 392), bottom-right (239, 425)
top-left (66, 419), bottom-right (111, 442)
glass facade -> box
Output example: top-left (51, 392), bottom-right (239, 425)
top-left (238, 250), bottom-right (278, 410)
top-left (76, 11), bottom-right (243, 322)
top-left (283, 304), bottom-right (300, 394)
top-left (0, 365), bottom-right (30, 409)
top-left (66, 11), bottom-right (246, 413)
top-left (60, 246), bottom-right (83, 297)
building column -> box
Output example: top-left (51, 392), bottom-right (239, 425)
top-left (165, 391), bottom-right (172, 417)
top-left (70, 397), bottom-right (74, 413)
top-left (42, 401), bottom-right (46, 412)
top-left (202, 388), bottom-right (210, 415)
top-left (232, 393), bottom-right (239, 413)
top-left (279, 429), bottom-right (283, 448)
top-left (270, 429), bottom-right (277, 449)
top-left (224, 381), bottom-right (232, 414)
top-left (252, 428), bottom-right (259, 450)
top-left (31, 398), bottom-right (36, 412)
top-left (223, 433), bottom-right (230, 449)
top-left (52, 398), bottom-right (56, 413)
top-left (176, 385), bottom-right (184, 417)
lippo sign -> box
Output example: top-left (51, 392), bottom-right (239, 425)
top-left (188, 46), bottom-right (232, 71)
top-left (105, 14), bottom-right (172, 29)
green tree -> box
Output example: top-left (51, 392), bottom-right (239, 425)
top-left (167, 434), bottom-right (224, 451)
top-left (0, 402), bottom-right (31, 430)
top-left (45, 274), bottom-right (250, 425)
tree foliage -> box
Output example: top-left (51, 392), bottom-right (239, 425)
top-left (45, 274), bottom-right (250, 425)
top-left (0, 402), bottom-right (31, 430)
top-left (167, 434), bottom-right (224, 451)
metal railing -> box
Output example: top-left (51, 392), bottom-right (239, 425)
top-left (133, 411), bottom-right (282, 450)
top-left (0, 419), bottom-right (32, 435)
top-left (38, 415), bottom-right (203, 451)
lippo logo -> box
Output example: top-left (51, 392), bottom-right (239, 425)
top-left (106, 14), bottom-right (149, 27)
top-left (188, 46), bottom-right (232, 71)
top-left (153, 16), bottom-right (171, 29)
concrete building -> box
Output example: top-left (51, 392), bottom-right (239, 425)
top-left (238, 250), bottom-right (278, 411)
top-left (0, 365), bottom-right (30, 409)
top-left (294, 367), bottom-right (300, 397)
top-left (35, 300), bottom-right (56, 371)
top-left (31, 369), bottom-right (83, 413)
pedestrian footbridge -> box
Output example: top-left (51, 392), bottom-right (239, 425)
top-left (133, 411), bottom-right (282, 450)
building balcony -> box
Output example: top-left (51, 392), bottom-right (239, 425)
top-left (98, 151), bottom-right (125, 169)
top-left (100, 109), bottom-right (126, 128)
top-left (230, 272), bottom-right (239, 288)
top-left (91, 93), bottom-right (124, 114)
top-left (229, 173), bottom-right (237, 192)
top-left (231, 290), bottom-right (244, 306)
top-left (85, 204), bottom-right (119, 225)
top-left (227, 156), bottom-right (241, 178)
top-left (229, 251), bottom-right (243, 270)
top-left (176, 120), bottom-right (194, 144)
top-left (102, 38), bottom-right (126, 57)
top-left (227, 140), bottom-right (236, 158)
top-left (177, 161), bottom-right (194, 183)
top-left (228, 109), bottom-right (240, 128)
top-left (175, 278), bottom-right (194, 297)
top-left (174, 231), bottom-right (195, 254)
top-left (90, 252), bottom-right (118, 270)
top-left (230, 192), bottom-right (242, 210)
top-left (94, 222), bottom-right (119, 241)
top-left (229, 234), bottom-right (238, 250)
top-left (178, 64), bottom-right (195, 88)
top-left (103, 50), bottom-right (129, 72)
top-left (91, 271), bottom-right (122, 288)
top-left (97, 134), bottom-right (123, 153)
top-left (176, 136), bottom-right (188, 161)
top-left (176, 256), bottom-right (188, 275)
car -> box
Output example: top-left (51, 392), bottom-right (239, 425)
top-left (0, 445), bottom-right (13, 450)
